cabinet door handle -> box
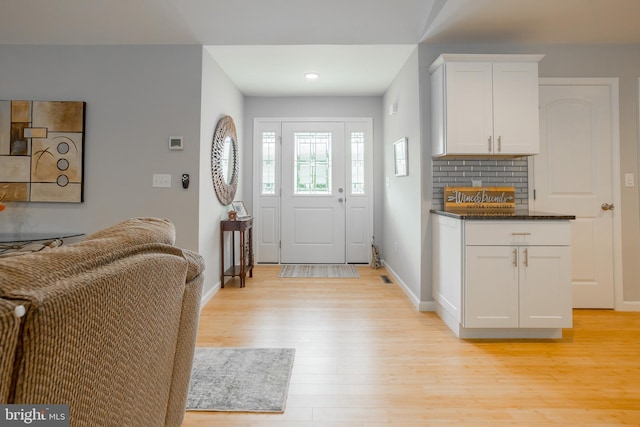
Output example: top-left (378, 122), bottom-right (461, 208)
top-left (488, 136), bottom-right (492, 153)
top-left (523, 248), bottom-right (529, 267)
top-left (498, 136), bottom-right (502, 152)
top-left (511, 232), bottom-right (531, 236)
top-left (513, 248), bottom-right (518, 267)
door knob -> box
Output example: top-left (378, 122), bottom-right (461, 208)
top-left (601, 203), bottom-right (614, 211)
top-left (338, 198), bottom-right (344, 203)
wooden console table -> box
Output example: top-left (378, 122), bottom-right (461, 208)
top-left (220, 217), bottom-right (253, 288)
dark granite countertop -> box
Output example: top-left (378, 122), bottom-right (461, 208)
top-left (430, 209), bottom-right (576, 220)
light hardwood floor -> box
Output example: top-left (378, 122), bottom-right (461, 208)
top-left (181, 265), bottom-right (640, 426)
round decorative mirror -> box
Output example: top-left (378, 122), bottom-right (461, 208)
top-left (211, 115), bottom-right (238, 205)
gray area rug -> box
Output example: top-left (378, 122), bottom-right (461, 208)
top-left (186, 347), bottom-right (295, 412)
top-left (278, 264), bottom-right (359, 278)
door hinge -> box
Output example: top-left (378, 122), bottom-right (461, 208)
top-left (533, 189), bottom-right (536, 200)
top-left (279, 241), bottom-right (281, 248)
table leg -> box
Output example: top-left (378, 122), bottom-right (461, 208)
top-left (239, 229), bottom-right (246, 288)
top-left (220, 227), bottom-right (225, 288)
top-left (248, 226), bottom-right (253, 278)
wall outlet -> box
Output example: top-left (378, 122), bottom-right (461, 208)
top-left (152, 174), bottom-right (171, 188)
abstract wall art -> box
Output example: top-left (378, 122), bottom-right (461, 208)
top-left (0, 100), bottom-right (85, 203)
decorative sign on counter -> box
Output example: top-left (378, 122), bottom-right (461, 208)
top-left (444, 187), bottom-right (515, 213)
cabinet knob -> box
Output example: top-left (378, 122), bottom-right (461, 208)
top-left (601, 203), bottom-right (614, 211)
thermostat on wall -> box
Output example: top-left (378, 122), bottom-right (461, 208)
top-left (169, 136), bottom-right (183, 150)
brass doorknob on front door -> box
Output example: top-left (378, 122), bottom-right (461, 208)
top-left (601, 203), bottom-right (614, 211)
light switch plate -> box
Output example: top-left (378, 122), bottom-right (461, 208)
top-left (625, 173), bottom-right (634, 187)
top-left (152, 174), bottom-right (171, 188)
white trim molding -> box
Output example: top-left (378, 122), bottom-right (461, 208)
top-left (252, 117), bottom-right (374, 265)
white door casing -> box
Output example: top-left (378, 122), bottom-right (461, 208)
top-left (253, 118), bottom-right (373, 265)
top-left (533, 78), bottom-right (621, 309)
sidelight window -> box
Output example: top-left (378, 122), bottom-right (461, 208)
top-left (350, 131), bottom-right (365, 194)
top-left (261, 131), bottom-right (276, 194)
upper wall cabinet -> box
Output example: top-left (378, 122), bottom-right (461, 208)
top-left (429, 54), bottom-right (544, 158)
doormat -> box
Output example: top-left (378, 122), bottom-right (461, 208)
top-left (278, 264), bottom-right (359, 278)
top-left (186, 347), bottom-right (295, 412)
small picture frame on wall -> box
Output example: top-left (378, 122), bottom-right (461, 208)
top-left (231, 200), bottom-right (249, 218)
top-left (394, 137), bottom-right (408, 176)
top-left (169, 136), bottom-right (184, 150)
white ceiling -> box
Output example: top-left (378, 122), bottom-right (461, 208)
top-left (3, 0), bottom-right (640, 96)
top-left (204, 45), bottom-right (418, 96)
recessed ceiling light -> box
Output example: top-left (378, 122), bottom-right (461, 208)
top-left (305, 72), bottom-right (319, 80)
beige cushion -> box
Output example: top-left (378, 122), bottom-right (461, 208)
top-left (0, 299), bottom-right (20, 403)
top-left (0, 217), bottom-right (205, 426)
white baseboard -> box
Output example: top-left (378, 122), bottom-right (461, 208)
top-left (200, 282), bottom-right (220, 308)
top-left (618, 300), bottom-right (640, 312)
top-left (418, 301), bottom-right (437, 312)
top-left (382, 260), bottom-right (436, 312)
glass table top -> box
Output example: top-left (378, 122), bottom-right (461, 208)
top-left (0, 232), bottom-right (84, 243)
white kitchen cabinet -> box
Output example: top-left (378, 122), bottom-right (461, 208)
top-left (465, 245), bottom-right (572, 329)
top-left (432, 213), bottom-right (573, 339)
top-left (429, 54), bottom-right (544, 157)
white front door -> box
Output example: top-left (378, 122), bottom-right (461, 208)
top-left (281, 122), bottom-right (346, 263)
top-left (533, 79), bottom-right (618, 308)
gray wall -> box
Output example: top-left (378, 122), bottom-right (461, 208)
top-left (0, 45), bottom-right (203, 250)
top-left (381, 47), bottom-right (425, 304)
top-left (419, 42), bottom-right (640, 304)
top-left (0, 45), bottom-right (250, 300)
top-left (199, 48), bottom-right (245, 298)
top-left (3, 42), bottom-right (638, 307)
top-left (243, 96), bottom-right (384, 244)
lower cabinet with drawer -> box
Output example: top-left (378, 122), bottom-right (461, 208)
top-left (432, 214), bottom-right (573, 339)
